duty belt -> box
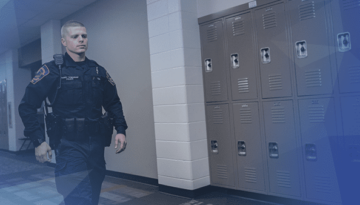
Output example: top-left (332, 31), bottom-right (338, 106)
top-left (62, 118), bottom-right (101, 141)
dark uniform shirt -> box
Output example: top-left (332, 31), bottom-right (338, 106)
top-left (19, 53), bottom-right (128, 143)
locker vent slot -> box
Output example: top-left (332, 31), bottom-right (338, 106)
top-left (299, 2), bottom-right (316, 21)
top-left (314, 176), bottom-right (332, 194)
top-left (277, 171), bottom-right (291, 188)
top-left (232, 20), bottom-right (245, 36)
top-left (262, 12), bottom-right (277, 29)
top-left (240, 108), bottom-right (252, 124)
top-left (305, 69), bottom-right (322, 87)
top-left (271, 106), bottom-right (285, 123)
top-left (238, 78), bottom-right (250, 93)
top-left (207, 26), bottom-right (218, 42)
top-left (342, 0), bottom-right (360, 11)
top-left (308, 105), bottom-right (325, 123)
top-left (268, 74), bottom-right (283, 91)
top-left (212, 108), bottom-right (224, 124)
top-left (349, 67), bottom-right (360, 84)
top-left (217, 165), bottom-right (228, 179)
top-left (210, 81), bottom-right (221, 96)
top-left (244, 167), bottom-right (257, 183)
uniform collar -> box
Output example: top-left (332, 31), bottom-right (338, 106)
top-left (64, 52), bottom-right (97, 67)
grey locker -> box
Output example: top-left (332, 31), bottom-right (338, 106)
top-left (200, 21), bottom-right (228, 102)
top-left (331, 0), bottom-right (360, 93)
top-left (340, 96), bottom-right (360, 136)
top-left (298, 98), bottom-right (341, 203)
top-left (287, 0), bottom-right (333, 96)
top-left (233, 102), bottom-right (265, 192)
top-left (0, 80), bottom-right (9, 150)
top-left (225, 13), bottom-right (258, 100)
top-left (262, 100), bottom-right (301, 197)
top-left (206, 104), bottom-right (236, 187)
top-left (255, 3), bottom-right (293, 99)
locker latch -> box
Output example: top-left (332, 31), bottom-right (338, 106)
top-left (337, 32), bottom-right (351, 52)
top-left (305, 144), bottom-right (317, 161)
top-left (238, 141), bottom-right (246, 156)
top-left (295, 40), bottom-right (307, 59)
top-left (230, 53), bottom-right (239, 69)
top-left (211, 140), bottom-right (218, 153)
top-left (260, 48), bottom-right (271, 64)
top-left (204, 59), bottom-right (212, 72)
top-left (269, 142), bottom-right (279, 158)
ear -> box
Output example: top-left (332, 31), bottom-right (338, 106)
top-left (61, 38), bottom-right (66, 47)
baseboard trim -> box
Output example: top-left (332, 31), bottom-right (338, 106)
top-left (159, 185), bottom-right (214, 198)
top-left (105, 170), bottom-right (158, 186)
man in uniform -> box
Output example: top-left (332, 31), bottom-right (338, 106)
top-left (18, 20), bottom-right (128, 205)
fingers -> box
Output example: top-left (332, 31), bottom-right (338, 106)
top-left (48, 149), bottom-right (52, 160)
top-left (116, 141), bottom-right (127, 154)
top-left (114, 138), bottom-right (119, 149)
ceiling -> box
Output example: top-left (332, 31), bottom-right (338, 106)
top-left (0, 0), bottom-right (97, 55)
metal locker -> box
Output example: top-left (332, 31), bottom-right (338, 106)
top-left (0, 80), bottom-right (9, 150)
top-left (254, 3), bottom-right (293, 99)
top-left (225, 12), bottom-right (258, 100)
top-left (340, 96), bottom-right (360, 136)
top-left (287, 0), bottom-right (334, 96)
top-left (200, 21), bottom-right (228, 102)
top-left (331, 0), bottom-right (360, 93)
top-left (298, 98), bottom-right (341, 203)
top-left (206, 104), bottom-right (236, 187)
top-left (262, 100), bottom-right (301, 197)
top-left (233, 102), bottom-right (265, 192)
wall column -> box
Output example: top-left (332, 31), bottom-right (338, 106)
top-left (147, 0), bottom-right (210, 190)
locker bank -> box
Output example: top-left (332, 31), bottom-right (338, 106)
top-left (0, 0), bottom-right (358, 204)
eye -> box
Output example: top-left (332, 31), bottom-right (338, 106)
top-left (82, 34), bottom-right (87, 39)
top-left (72, 35), bottom-right (78, 39)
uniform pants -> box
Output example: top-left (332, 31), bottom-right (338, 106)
top-left (55, 137), bottom-right (106, 205)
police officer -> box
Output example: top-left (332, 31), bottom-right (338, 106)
top-left (18, 20), bottom-right (128, 205)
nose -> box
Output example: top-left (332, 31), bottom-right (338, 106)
top-left (78, 36), bottom-right (84, 42)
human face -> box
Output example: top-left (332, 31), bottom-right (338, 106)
top-left (61, 26), bottom-right (88, 55)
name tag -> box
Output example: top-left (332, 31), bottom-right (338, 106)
top-left (61, 76), bottom-right (79, 80)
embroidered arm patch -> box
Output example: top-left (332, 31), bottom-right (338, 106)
top-left (106, 71), bottom-right (115, 86)
top-left (31, 65), bottom-right (50, 84)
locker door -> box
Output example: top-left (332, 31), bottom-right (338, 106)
top-left (298, 98), bottom-right (341, 203)
top-left (206, 104), bottom-right (235, 187)
top-left (287, 0), bottom-right (333, 96)
top-left (340, 96), bottom-right (360, 136)
top-left (0, 81), bottom-right (8, 150)
top-left (331, 0), bottom-right (360, 93)
top-left (225, 12), bottom-right (258, 101)
top-left (263, 100), bottom-right (301, 197)
top-left (255, 3), bottom-right (293, 99)
top-left (200, 21), bottom-right (228, 102)
top-left (233, 102), bottom-right (265, 192)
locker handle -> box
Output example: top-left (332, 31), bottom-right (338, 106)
top-left (269, 142), bottom-right (279, 158)
top-left (295, 40), bottom-right (307, 59)
top-left (260, 48), bottom-right (271, 64)
top-left (337, 32), bottom-right (351, 52)
top-left (305, 144), bottom-right (317, 161)
top-left (230, 53), bottom-right (239, 69)
top-left (204, 59), bottom-right (212, 72)
top-left (211, 140), bottom-right (218, 153)
top-left (238, 141), bottom-right (246, 156)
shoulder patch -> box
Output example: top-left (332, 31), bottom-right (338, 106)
top-left (106, 71), bottom-right (115, 86)
top-left (31, 65), bottom-right (50, 84)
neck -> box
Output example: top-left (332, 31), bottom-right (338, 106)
top-left (67, 50), bottom-right (86, 62)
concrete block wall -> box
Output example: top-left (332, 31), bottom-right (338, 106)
top-left (147, 0), bottom-right (209, 190)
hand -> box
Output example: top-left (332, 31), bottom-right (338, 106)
top-left (35, 142), bottom-right (52, 163)
top-left (114, 134), bottom-right (126, 154)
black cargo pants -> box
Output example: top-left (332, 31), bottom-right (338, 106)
top-left (55, 137), bottom-right (106, 205)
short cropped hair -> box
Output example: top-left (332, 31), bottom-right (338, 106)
top-left (61, 20), bottom-right (85, 38)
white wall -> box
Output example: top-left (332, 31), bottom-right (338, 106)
top-left (62, 0), bottom-right (157, 179)
top-left (197, 0), bottom-right (252, 18)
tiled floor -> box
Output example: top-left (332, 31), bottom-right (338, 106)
top-left (0, 150), bottom-right (281, 205)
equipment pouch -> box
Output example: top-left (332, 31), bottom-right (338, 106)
top-left (45, 113), bottom-right (61, 150)
top-left (100, 112), bottom-right (114, 147)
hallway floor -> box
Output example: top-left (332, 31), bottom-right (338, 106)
top-left (0, 150), bottom-right (287, 205)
